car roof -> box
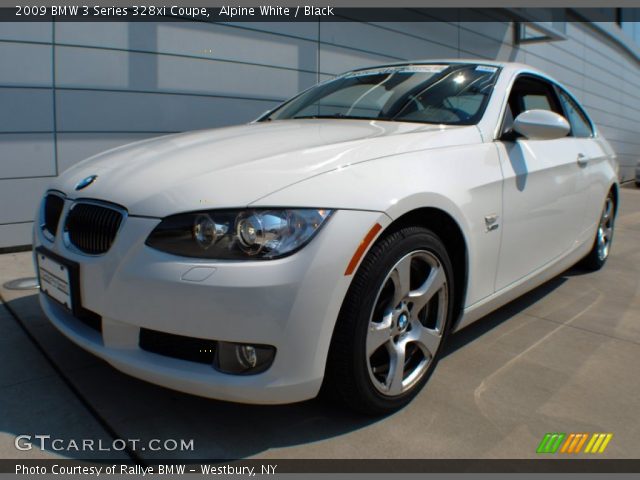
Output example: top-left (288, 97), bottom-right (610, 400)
top-left (350, 59), bottom-right (542, 76)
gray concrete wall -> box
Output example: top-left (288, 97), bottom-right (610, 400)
top-left (1, 17), bottom-right (639, 248)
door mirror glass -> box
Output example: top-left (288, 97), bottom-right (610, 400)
top-left (512, 109), bottom-right (570, 140)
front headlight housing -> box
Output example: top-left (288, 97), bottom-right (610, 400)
top-left (146, 208), bottom-right (333, 260)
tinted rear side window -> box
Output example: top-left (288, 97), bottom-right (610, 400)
top-left (557, 89), bottom-right (594, 138)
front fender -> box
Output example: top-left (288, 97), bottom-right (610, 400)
top-left (252, 142), bottom-right (504, 308)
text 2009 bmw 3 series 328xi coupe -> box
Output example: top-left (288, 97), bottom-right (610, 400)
top-left (34, 61), bottom-right (618, 414)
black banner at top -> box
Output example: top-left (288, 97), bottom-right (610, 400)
top-left (0, 6), bottom-right (631, 22)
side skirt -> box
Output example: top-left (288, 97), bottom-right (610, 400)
top-left (453, 239), bottom-right (593, 332)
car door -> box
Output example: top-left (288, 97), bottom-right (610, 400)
top-left (555, 87), bottom-right (609, 242)
top-left (494, 74), bottom-right (586, 291)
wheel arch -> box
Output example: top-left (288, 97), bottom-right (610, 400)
top-left (610, 182), bottom-right (619, 216)
top-left (380, 207), bottom-right (469, 326)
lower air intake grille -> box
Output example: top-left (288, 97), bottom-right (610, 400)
top-left (76, 308), bottom-right (102, 334)
top-left (65, 202), bottom-right (124, 255)
top-left (139, 328), bottom-right (217, 365)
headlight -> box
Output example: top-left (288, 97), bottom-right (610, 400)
top-left (146, 208), bottom-right (333, 260)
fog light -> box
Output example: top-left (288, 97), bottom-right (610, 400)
top-left (214, 341), bottom-right (275, 375)
top-left (237, 345), bottom-right (257, 368)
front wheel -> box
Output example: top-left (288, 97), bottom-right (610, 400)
top-left (323, 226), bottom-right (455, 415)
top-left (581, 191), bottom-right (616, 271)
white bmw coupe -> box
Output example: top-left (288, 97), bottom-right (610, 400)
top-left (34, 61), bottom-right (618, 414)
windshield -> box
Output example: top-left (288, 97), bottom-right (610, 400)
top-left (263, 63), bottom-right (500, 125)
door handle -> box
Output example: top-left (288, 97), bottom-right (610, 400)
top-left (577, 153), bottom-right (589, 167)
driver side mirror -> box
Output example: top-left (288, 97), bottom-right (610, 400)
top-left (511, 109), bottom-right (570, 140)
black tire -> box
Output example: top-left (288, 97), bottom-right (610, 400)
top-left (322, 226), bottom-right (455, 415)
top-left (581, 190), bottom-right (616, 271)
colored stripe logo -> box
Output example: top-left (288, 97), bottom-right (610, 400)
top-left (537, 433), bottom-right (565, 453)
top-left (537, 433), bottom-right (613, 454)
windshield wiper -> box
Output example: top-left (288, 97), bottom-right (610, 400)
top-left (291, 114), bottom-right (397, 121)
top-left (292, 114), bottom-right (347, 120)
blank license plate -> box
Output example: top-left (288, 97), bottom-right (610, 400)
top-left (37, 251), bottom-right (73, 311)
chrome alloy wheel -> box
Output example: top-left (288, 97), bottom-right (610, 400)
top-left (597, 196), bottom-right (614, 262)
top-left (366, 250), bottom-right (448, 396)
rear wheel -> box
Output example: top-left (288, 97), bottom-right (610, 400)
top-left (581, 191), bottom-right (615, 271)
top-left (323, 226), bottom-right (455, 415)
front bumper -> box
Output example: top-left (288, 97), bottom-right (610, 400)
top-left (35, 202), bottom-right (386, 404)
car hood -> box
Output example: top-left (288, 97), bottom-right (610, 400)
top-left (53, 119), bottom-right (481, 217)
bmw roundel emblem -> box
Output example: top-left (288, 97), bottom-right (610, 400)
top-left (75, 175), bottom-right (98, 191)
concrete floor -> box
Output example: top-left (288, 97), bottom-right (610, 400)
top-left (1, 186), bottom-right (639, 461)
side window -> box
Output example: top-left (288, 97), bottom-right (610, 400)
top-left (522, 94), bottom-right (553, 111)
top-left (557, 89), bottom-right (594, 138)
top-left (503, 75), bottom-right (564, 136)
top-left (508, 76), bottom-right (563, 117)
